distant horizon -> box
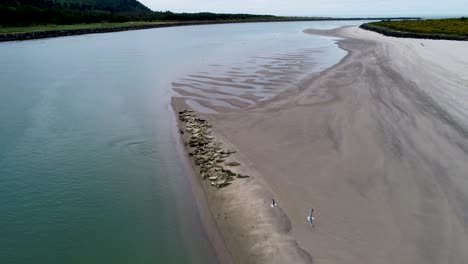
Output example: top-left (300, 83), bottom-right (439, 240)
top-left (139, 0), bottom-right (468, 18)
top-left (143, 10), bottom-right (468, 19)
top-left (142, 11), bottom-right (467, 19)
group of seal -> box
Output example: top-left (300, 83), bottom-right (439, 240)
top-left (178, 109), bottom-right (249, 188)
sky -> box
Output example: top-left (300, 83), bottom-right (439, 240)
top-left (138, 0), bottom-right (468, 17)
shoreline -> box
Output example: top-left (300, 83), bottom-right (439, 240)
top-left (360, 23), bottom-right (468, 41)
top-left (0, 18), bottom-right (419, 43)
top-left (171, 98), bottom-right (314, 264)
top-left (170, 107), bottom-right (233, 264)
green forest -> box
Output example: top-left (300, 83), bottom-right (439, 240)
top-left (0, 0), bottom-right (277, 26)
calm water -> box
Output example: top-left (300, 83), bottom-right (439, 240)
top-left (0, 21), bottom-right (363, 264)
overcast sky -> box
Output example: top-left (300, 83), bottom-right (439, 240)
top-left (138, 0), bottom-right (468, 17)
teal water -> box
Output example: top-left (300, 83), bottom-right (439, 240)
top-left (0, 21), bottom-right (363, 264)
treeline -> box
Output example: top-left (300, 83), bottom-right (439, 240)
top-left (152, 12), bottom-right (275, 21)
top-left (1, 0), bottom-right (150, 12)
top-left (0, 7), bottom-right (148, 25)
top-left (0, 0), bottom-right (276, 26)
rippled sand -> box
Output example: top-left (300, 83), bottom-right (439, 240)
top-left (172, 48), bottom-right (327, 112)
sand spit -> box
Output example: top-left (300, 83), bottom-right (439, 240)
top-left (208, 26), bottom-right (468, 264)
top-left (173, 98), bottom-right (313, 264)
top-left (173, 25), bottom-right (468, 263)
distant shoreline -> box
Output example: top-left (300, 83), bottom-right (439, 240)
top-left (360, 22), bottom-right (468, 41)
top-left (0, 18), bottom-right (417, 42)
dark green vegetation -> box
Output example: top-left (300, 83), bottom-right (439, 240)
top-left (52, 0), bottom-right (151, 12)
top-left (1, 0), bottom-right (148, 26)
top-left (362, 18), bottom-right (468, 40)
top-left (371, 18), bottom-right (468, 36)
top-left (0, 0), bottom-right (277, 26)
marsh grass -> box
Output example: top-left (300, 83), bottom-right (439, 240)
top-left (370, 19), bottom-right (468, 37)
top-left (0, 21), bottom-right (175, 34)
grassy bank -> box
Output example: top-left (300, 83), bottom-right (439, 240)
top-left (0, 19), bottom-right (328, 35)
top-left (362, 18), bottom-right (468, 40)
top-left (0, 21), bottom-right (175, 34)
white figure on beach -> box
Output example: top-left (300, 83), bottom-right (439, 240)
top-left (271, 198), bottom-right (278, 208)
top-left (307, 208), bottom-right (315, 227)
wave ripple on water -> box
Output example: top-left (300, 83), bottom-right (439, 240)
top-left (107, 135), bottom-right (161, 161)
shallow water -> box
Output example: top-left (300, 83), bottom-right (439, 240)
top-left (0, 20), bottom-right (365, 264)
top-left (171, 21), bottom-right (356, 112)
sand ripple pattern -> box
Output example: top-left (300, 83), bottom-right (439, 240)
top-left (173, 48), bottom-right (323, 113)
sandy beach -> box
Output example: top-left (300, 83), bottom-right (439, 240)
top-left (174, 26), bottom-right (468, 263)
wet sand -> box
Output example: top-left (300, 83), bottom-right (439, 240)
top-left (171, 47), bottom-right (335, 112)
top-left (173, 97), bottom-right (313, 264)
top-left (174, 26), bottom-right (468, 263)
